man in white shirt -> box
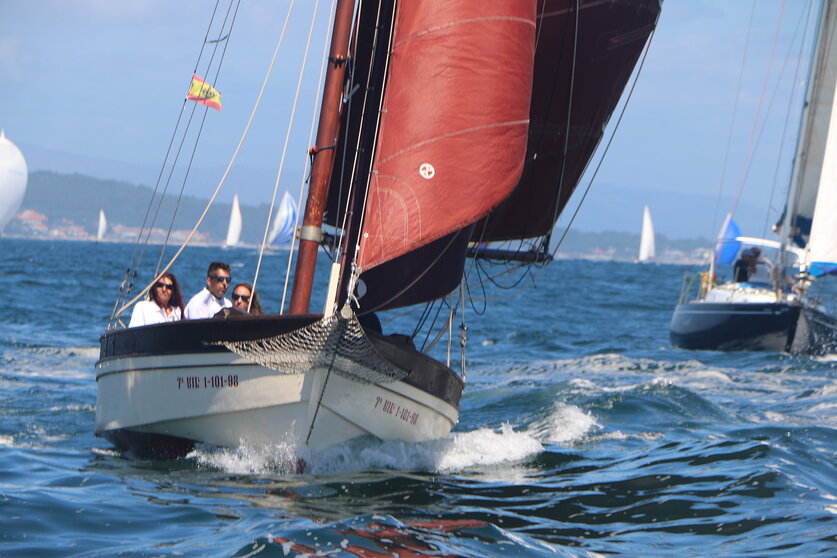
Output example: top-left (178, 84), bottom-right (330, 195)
top-left (184, 261), bottom-right (233, 319)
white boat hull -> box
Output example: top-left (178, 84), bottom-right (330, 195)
top-left (95, 317), bottom-right (462, 458)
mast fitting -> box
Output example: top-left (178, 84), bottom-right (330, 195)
top-left (299, 225), bottom-right (324, 243)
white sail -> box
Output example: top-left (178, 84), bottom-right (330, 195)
top-left (805, 2), bottom-right (837, 276)
top-left (0, 130), bottom-right (28, 235)
top-left (638, 205), bottom-right (655, 262)
top-left (784, 1), bottom-right (837, 255)
top-left (97, 209), bottom-right (107, 241)
top-left (225, 193), bottom-right (242, 247)
top-left (268, 191), bottom-right (297, 245)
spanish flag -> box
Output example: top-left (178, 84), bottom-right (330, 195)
top-left (186, 74), bottom-right (222, 111)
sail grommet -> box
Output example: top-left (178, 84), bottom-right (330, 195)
top-left (419, 163), bottom-right (435, 179)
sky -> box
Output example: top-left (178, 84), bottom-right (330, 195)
top-left (0, 0), bottom-right (824, 239)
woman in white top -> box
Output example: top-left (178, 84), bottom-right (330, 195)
top-left (128, 271), bottom-right (184, 327)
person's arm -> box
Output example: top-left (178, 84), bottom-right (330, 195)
top-left (128, 302), bottom-right (145, 327)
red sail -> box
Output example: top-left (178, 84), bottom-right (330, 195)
top-left (356, 1), bottom-right (537, 271)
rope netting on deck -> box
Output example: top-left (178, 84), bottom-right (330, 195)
top-left (217, 310), bottom-right (408, 384)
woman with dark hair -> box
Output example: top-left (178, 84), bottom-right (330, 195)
top-left (128, 271), bottom-right (185, 327)
top-left (231, 282), bottom-right (264, 316)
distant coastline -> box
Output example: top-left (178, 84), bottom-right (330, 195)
top-left (5, 171), bottom-right (712, 264)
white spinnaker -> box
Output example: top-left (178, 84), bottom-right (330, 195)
top-left (268, 191), bottom-right (298, 245)
top-left (0, 131), bottom-right (28, 234)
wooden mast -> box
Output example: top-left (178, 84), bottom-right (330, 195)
top-left (289, 0), bottom-right (355, 314)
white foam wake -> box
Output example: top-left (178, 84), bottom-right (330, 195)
top-left (193, 401), bottom-right (598, 476)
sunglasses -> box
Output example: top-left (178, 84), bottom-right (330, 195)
top-left (232, 293), bottom-right (251, 302)
top-left (155, 282), bottom-right (174, 290)
top-left (210, 275), bottom-right (231, 283)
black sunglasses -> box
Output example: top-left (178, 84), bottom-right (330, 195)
top-left (155, 282), bottom-right (174, 290)
top-left (232, 293), bottom-right (251, 302)
top-left (210, 275), bottom-right (231, 283)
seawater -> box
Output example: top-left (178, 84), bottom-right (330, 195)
top-left (0, 238), bottom-right (834, 557)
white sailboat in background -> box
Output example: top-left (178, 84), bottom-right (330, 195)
top-left (97, 209), bottom-right (107, 241)
top-left (638, 205), bottom-right (655, 262)
top-left (224, 193), bottom-right (242, 247)
top-left (268, 191), bottom-right (298, 246)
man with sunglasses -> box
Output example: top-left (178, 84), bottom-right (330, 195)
top-left (184, 261), bottom-right (233, 319)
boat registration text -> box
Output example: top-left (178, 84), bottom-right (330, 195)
top-left (177, 375), bottom-right (240, 389)
top-left (375, 395), bottom-right (419, 425)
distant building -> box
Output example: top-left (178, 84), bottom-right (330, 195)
top-left (13, 209), bottom-right (48, 235)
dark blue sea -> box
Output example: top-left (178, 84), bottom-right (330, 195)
top-left (1, 238), bottom-right (834, 557)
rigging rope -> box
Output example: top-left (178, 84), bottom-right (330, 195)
top-left (280, 0), bottom-right (338, 314)
top-left (459, 19), bottom-right (659, 314)
top-left (459, 12), bottom-right (660, 315)
top-left (729, 0), bottom-right (789, 217)
top-left (109, 0), bottom-right (227, 327)
top-left (763, 1), bottom-right (815, 238)
top-left (737, 4), bottom-right (811, 238)
top-left (711, 0), bottom-right (757, 241)
top-left (155, 0), bottom-right (241, 276)
top-left (545, 0), bottom-right (580, 248)
top-left (251, 0), bottom-right (320, 312)
top-left (114, 0), bottom-right (303, 319)
top-left (547, 25), bottom-right (657, 262)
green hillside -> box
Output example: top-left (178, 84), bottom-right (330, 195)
top-left (19, 171), bottom-right (278, 244)
top-left (13, 171), bottom-right (711, 259)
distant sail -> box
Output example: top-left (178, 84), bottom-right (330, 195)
top-left (225, 193), bottom-right (242, 247)
top-left (714, 213), bottom-right (741, 266)
top-left (97, 209), bottom-right (107, 241)
top-left (268, 191), bottom-right (297, 245)
top-left (0, 130), bottom-right (28, 235)
top-left (638, 205), bottom-right (655, 262)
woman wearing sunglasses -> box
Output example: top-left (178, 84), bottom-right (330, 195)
top-left (231, 282), bottom-right (264, 316)
top-left (128, 271), bottom-right (184, 327)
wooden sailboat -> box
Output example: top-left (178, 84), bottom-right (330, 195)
top-left (95, 0), bottom-right (661, 459)
top-left (670, 0), bottom-right (837, 353)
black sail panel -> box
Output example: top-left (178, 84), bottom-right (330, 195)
top-left (475, 0), bottom-right (662, 242)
